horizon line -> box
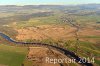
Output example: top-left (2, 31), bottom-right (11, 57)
top-left (0, 3), bottom-right (100, 6)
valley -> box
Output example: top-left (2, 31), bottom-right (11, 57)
top-left (0, 4), bottom-right (100, 66)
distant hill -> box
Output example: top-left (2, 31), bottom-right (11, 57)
top-left (0, 4), bottom-right (100, 13)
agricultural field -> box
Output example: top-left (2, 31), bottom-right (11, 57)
top-left (0, 4), bottom-right (100, 66)
top-left (0, 44), bottom-right (28, 66)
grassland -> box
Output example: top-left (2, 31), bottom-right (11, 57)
top-left (0, 44), bottom-right (28, 66)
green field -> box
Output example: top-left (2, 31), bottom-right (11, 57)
top-left (0, 44), bottom-right (28, 66)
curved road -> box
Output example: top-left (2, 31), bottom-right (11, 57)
top-left (0, 32), bottom-right (93, 66)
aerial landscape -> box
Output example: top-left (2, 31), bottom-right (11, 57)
top-left (0, 0), bottom-right (100, 66)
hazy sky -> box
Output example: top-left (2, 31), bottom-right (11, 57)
top-left (0, 0), bottom-right (100, 5)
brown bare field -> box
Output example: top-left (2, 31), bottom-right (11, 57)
top-left (24, 47), bottom-right (80, 66)
top-left (15, 25), bottom-right (76, 41)
top-left (15, 25), bottom-right (100, 43)
top-left (79, 27), bottom-right (100, 43)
